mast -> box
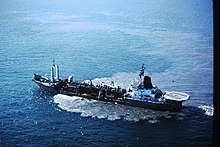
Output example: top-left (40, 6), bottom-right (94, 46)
top-left (139, 64), bottom-right (145, 81)
top-left (51, 59), bottom-right (56, 83)
top-left (51, 66), bottom-right (54, 83)
top-left (52, 59), bottom-right (55, 67)
top-left (50, 59), bottom-right (60, 81)
top-left (55, 65), bottom-right (59, 81)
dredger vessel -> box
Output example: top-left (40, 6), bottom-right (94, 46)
top-left (32, 61), bottom-right (190, 112)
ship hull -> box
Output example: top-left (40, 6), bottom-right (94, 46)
top-left (33, 80), bottom-right (183, 112)
top-left (33, 79), bottom-right (183, 112)
top-left (33, 80), bottom-right (59, 94)
top-left (124, 98), bottom-right (182, 112)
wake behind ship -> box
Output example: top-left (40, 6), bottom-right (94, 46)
top-left (32, 61), bottom-right (190, 112)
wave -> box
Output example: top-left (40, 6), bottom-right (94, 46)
top-left (198, 105), bottom-right (213, 116)
top-left (53, 94), bottom-right (185, 123)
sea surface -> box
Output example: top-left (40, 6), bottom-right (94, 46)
top-left (0, 0), bottom-right (213, 146)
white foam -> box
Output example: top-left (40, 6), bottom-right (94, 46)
top-left (54, 94), bottom-right (95, 113)
top-left (148, 119), bottom-right (159, 123)
top-left (53, 94), bottom-right (170, 123)
top-left (107, 115), bottom-right (121, 121)
top-left (198, 105), bottom-right (213, 116)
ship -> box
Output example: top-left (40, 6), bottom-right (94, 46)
top-left (32, 61), bottom-right (190, 112)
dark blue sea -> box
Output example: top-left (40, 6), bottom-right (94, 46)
top-left (0, 0), bottom-right (213, 146)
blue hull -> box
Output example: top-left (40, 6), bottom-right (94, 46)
top-left (124, 98), bottom-right (182, 112)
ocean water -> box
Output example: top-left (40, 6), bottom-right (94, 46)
top-left (0, 0), bottom-right (213, 146)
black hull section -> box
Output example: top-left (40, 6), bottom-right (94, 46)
top-left (124, 99), bottom-right (182, 112)
top-left (61, 90), bottom-right (126, 105)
